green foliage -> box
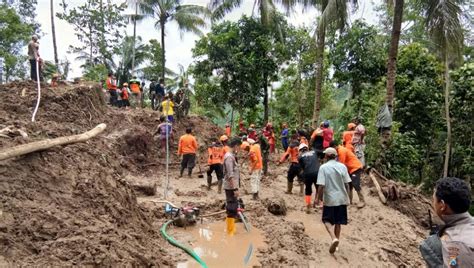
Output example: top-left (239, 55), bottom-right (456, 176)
top-left (141, 39), bottom-right (172, 80)
top-left (192, 16), bottom-right (281, 119)
top-left (57, 0), bottom-right (127, 69)
top-left (0, 4), bottom-right (34, 81)
top-left (114, 36), bottom-right (150, 85)
top-left (329, 20), bottom-right (387, 98)
top-left (4, 0), bottom-right (40, 32)
top-left (450, 63), bottom-right (474, 179)
top-left (83, 64), bottom-right (108, 83)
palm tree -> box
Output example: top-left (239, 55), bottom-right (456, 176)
top-left (298, 0), bottom-right (357, 128)
top-left (139, 0), bottom-right (209, 80)
top-left (115, 36), bottom-right (150, 85)
top-left (385, 0), bottom-right (404, 114)
top-left (126, 0), bottom-right (146, 75)
top-left (50, 0), bottom-right (59, 70)
top-left (422, 0), bottom-right (465, 177)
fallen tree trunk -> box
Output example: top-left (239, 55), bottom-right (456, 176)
top-left (369, 170), bottom-right (387, 204)
top-left (0, 123), bottom-right (106, 161)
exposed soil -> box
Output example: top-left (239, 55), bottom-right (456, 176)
top-left (0, 81), bottom-right (432, 267)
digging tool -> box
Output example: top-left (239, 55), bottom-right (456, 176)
top-left (237, 200), bottom-right (251, 232)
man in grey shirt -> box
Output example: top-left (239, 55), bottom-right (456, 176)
top-left (28, 35), bottom-right (42, 81)
top-left (316, 147), bottom-right (351, 254)
top-left (223, 137), bottom-right (242, 236)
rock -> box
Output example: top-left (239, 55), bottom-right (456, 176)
top-left (266, 198), bottom-right (287, 216)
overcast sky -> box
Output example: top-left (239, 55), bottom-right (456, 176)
top-left (34, 0), bottom-right (380, 78)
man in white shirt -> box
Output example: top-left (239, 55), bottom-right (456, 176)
top-left (316, 147), bottom-right (351, 254)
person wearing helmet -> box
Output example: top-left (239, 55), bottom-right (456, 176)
top-left (220, 135), bottom-right (230, 154)
top-left (248, 138), bottom-right (263, 200)
top-left (240, 135), bottom-right (250, 151)
top-left (316, 147), bottom-right (351, 255)
top-left (278, 140), bottom-right (303, 195)
top-left (263, 123), bottom-right (276, 154)
top-left (207, 138), bottom-right (225, 193)
top-left (106, 72), bottom-right (118, 106)
top-left (118, 82), bottom-right (130, 109)
top-left (129, 76), bottom-right (142, 108)
top-left (343, 123), bottom-right (356, 152)
top-left (298, 143), bottom-right (320, 214)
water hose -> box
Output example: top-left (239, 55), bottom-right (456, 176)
top-left (160, 220), bottom-right (208, 268)
top-left (31, 60), bottom-right (41, 122)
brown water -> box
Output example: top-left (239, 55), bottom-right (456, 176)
top-left (176, 221), bottom-right (266, 268)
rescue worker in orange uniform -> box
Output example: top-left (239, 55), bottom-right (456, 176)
top-left (178, 128), bottom-right (199, 178)
top-left (342, 123), bottom-right (356, 152)
top-left (331, 141), bottom-right (365, 208)
top-left (129, 76), bottom-right (142, 108)
top-left (106, 72), bottom-right (118, 106)
top-left (263, 123), bottom-right (276, 153)
top-left (225, 123), bottom-right (231, 137)
top-left (240, 135), bottom-right (250, 151)
top-left (248, 138), bottom-right (263, 200)
top-left (278, 140), bottom-right (303, 195)
top-left (207, 138), bottom-right (225, 193)
top-left (220, 135), bottom-right (230, 154)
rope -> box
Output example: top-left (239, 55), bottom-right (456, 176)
top-left (31, 60), bottom-right (41, 122)
top-left (160, 220), bottom-right (208, 268)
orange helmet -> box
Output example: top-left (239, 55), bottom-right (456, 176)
top-left (250, 124), bottom-right (255, 128)
top-left (348, 123), bottom-right (356, 130)
top-left (220, 135), bottom-right (229, 142)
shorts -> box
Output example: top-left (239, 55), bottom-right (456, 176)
top-left (181, 153), bottom-right (196, 169)
top-left (288, 163), bottom-right (302, 183)
top-left (322, 205), bottom-right (348, 225)
top-left (350, 169), bottom-right (363, 191)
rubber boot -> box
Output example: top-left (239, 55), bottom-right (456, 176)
top-left (305, 195), bottom-right (311, 214)
top-left (226, 217), bottom-right (236, 235)
top-left (285, 182), bottom-right (293, 194)
top-left (357, 191), bottom-right (366, 208)
top-left (188, 168), bottom-right (193, 178)
top-left (217, 180), bottom-right (223, 194)
top-left (207, 175), bottom-right (212, 191)
top-left (179, 168), bottom-right (184, 178)
top-left (299, 183), bottom-right (304, 196)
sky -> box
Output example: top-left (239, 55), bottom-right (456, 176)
top-left (34, 0), bottom-right (380, 79)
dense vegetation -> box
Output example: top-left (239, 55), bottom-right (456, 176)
top-left (0, 0), bottom-right (472, 192)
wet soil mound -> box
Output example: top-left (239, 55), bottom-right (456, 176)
top-left (0, 82), bottom-right (172, 266)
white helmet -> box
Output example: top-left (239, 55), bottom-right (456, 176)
top-left (298, 143), bottom-right (308, 151)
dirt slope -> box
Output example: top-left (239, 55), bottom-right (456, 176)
top-left (0, 81), bottom-right (430, 267)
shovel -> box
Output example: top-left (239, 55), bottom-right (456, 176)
top-left (237, 203), bottom-right (251, 233)
top-left (196, 155), bottom-right (204, 178)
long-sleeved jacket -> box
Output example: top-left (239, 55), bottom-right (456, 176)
top-left (223, 152), bottom-right (239, 190)
top-left (420, 212), bottom-right (474, 267)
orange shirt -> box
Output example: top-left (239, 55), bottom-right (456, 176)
top-left (311, 128), bottom-right (323, 140)
top-left (300, 136), bottom-right (309, 145)
top-left (249, 144), bottom-right (263, 170)
top-left (223, 145), bottom-right (230, 154)
top-left (279, 146), bottom-right (299, 163)
top-left (240, 141), bottom-right (250, 150)
top-left (178, 134), bottom-right (198, 155)
top-left (208, 146), bottom-right (224, 165)
top-left (121, 88), bottom-right (129, 100)
top-left (106, 77), bottom-right (117, 90)
top-left (337, 145), bottom-right (362, 174)
top-left (342, 130), bottom-right (354, 152)
top-left (129, 82), bottom-right (140, 93)
top-left (225, 126), bottom-right (231, 137)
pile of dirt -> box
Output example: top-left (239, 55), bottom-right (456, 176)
top-left (0, 82), bottom-right (173, 266)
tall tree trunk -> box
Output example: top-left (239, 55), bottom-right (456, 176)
top-left (385, 0), bottom-right (404, 114)
top-left (131, 3), bottom-right (138, 75)
top-left (263, 71), bottom-right (269, 123)
top-left (312, 22), bottom-right (326, 128)
top-left (50, 0), bottom-right (59, 71)
top-left (443, 49), bottom-right (451, 177)
top-left (160, 20), bottom-right (166, 80)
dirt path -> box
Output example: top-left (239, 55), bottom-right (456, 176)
top-left (136, 159), bottom-right (426, 267)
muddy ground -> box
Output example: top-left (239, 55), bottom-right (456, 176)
top-left (0, 82), bottom-right (431, 267)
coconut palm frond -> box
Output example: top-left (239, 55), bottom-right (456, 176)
top-left (209, 0), bottom-right (242, 21)
top-left (424, 0), bottom-right (464, 61)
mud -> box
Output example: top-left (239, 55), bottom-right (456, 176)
top-left (0, 81), bottom-right (433, 267)
top-left (174, 220), bottom-right (266, 268)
